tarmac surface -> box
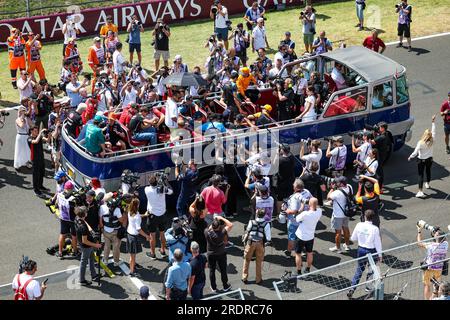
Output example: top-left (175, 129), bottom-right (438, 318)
top-left (0, 35), bottom-right (449, 300)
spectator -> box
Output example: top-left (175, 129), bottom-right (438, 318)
top-left (347, 209), bottom-right (382, 299)
top-left (431, 281), bottom-right (450, 300)
top-left (327, 176), bottom-right (353, 253)
top-left (27, 125), bottom-right (49, 197)
top-left (25, 33), bottom-right (46, 81)
top-left (408, 116), bottom-right (436, 198)
top-left (74, 206), bottom-right (101, 286)
top-left (83, 115), bottom-right (106, 157)
top-left (120, 80), bottom-right (139, 107)
top-left (210, 0), bottom-right (230, 50)
top-left (252, 18), bottom-right (269, 53)
top-left (55, 181), bottom-right (78, 259)
top-left (273, 44), bottom-right (288, 66)
top-left (294, 85), bottom-right (317, 122)
top-left (189, 196), bottom-right (208, 253)
top-left (91, 178), bottom-right (106, 198)
top-left (66, 73), bottom-right (89, 108)
top-left (312, 31), bottom-right (333, 54)
top-left (104, 30), bottom-right (119, 63)
top-left (325, 136), bottom-right (347, 177)
top-left (100, 15), bottom-right (118, 40)
top-left (299, 162), bottom-right (327, 206)
top-left (230, 23), bottom-right (250, 66)
top-left (153, 18), bottom-right (171, 71)
top-left (14, 106), bottom-right (32, 170)
top-left (125, 198), bottom-right (150, 277)
top-left (274, 144), bottom-right (296, 213)
top-left (352, 132), bottom-right (373, 177)
top-left (12, 260), bottom-right (47, 300)
top-left (99, 197), bottom-right (125, 267)
top-left (33, 80), bottom-right (54, 130)
top-left (300, 139), bottom-right (322, 174)
top-left (201, 174), bottom-right (230, 225)
top-left (105, 114), bottom-right (127, 151)
top-left (440, 92), bottom-right (450, 154)
top-left (295, 197), bottom-right (322, 275)
top-left (244, 1), bottom-right (266, 30)
top-left (113, 42), bottom-right (127, 80)
top-left (284, 178), bottom-right (312, 258)
top-left (139, 286), bottom-right (151, 300)
top-left (205, 216), bottom-right (233, 293)
top-left (175, 160), bottom-right (199, 218)
top-left (281, 31), bottom-right (296, 50)
top-left (171, 55), bottom-right (189, 74)
top-left (355, 0), bottom-right (366, 31)
top-left (363, 29), bottom-right (386, 54)
top-left (145, 175), bottom-right (173, 260)
top-left (165, 248), bottom-right (192, 300)
top-left (64, 38), bottom-right (83, 75)
top-left (300, 6), bottom-right (316, 53)
top-left (127, 15), bottom-right (144, 65)
top-left (396, 0), bottom-right (412, 52)
top-left (17, 71), bottom-right (35, 102)
top-left (189, 241), bottom-right (207, 300)
top-left (355, 175), bottom-right (381, 228)
top-left (62, 15), bottom-right (80, 57)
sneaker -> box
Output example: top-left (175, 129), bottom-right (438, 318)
top-left (129, 272), bottom-right (137, 277)
top-left (342, 244), bottom-right (351, 252)
top-left (297, 269), bottom-right (302, 275)
top-left (358, 26), bottom-right (363, 31)
top-left (40, 186), bottom-right (51, 192)
top-left (79, 280), bottom-right (92, 286)
top-left (396, 43), bottom-right (403, 48)
top-left (304, 267), bottom-right (311, 274)
top-left (241, 279), bottom-right (248, 285)
top-left (146, 252), bottom-right (157, 260)
top-left (283, 250), bottom-right (292, 258)
top-left (347, 289), bottom-right (354, 298)
top-left (446, 146), bottom-right (450, 154)
top-left (210, 287), bottom-right (218, 294)
top-left (159, 250), bottom-right (168, 258)
top-left (91, 275), bottom-right (101, 282)
top-left (425, 182), bottom-right (430, 189)
top-left (223, 284), bottom-right (232, 292)
top-left (34, 190), bottom-right (44, 197)
top-left (135, 263), bottom-right (143, 270)
top-left (225, 241), bottom-right (235, 249)
top-left (415, 191), bottom-right (425, 198)
top-left (329, 246), bottom-right (341, 253)
top-left (26, 163), bottom-right (33, 169)
top-left (113, 262), bottom-right (121, 267)
top-left (408, 46), bottom-right (412, 52)
top-left (12, 84), bottom-right (18, 90)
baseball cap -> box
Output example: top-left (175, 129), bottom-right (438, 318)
top-left (94, 36), bottom-right (101, 42)
top-left (86, 190), bottom-right (96, 197)
top-left (94, 115), bottom-right (103, 122)
top-left (174, 54), bottom-right (182, 61)
top-left (64, 181), bottom-right (74, 190)
top-left (139, 286), bottom-right (150, 299)
top-left (54, 170), bottom-right (67, 181)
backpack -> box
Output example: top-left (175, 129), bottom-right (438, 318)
top-left (336, 187), bottom-right (359, 218)
top-left (14, 274), bottom-right (33, 301)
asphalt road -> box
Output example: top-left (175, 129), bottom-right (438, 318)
top-left (0, 35), bottom-right (449, 300)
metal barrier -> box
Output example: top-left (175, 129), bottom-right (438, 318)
top-left (202, 288), bottom-right (245, 300)
top-left (273, 233), bottom-right (449, 300)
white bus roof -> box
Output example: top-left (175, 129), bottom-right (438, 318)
top-left (321, 46), bottom-right (405, 82)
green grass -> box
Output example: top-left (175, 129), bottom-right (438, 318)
top-left (1, 0), bottom-right (450, 107)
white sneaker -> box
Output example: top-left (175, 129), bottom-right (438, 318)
top-left (425, 182), bottom-right (430, 189)
top-left (342, 244), bottom-right (351, 252)
top-left (415, 191), bottom-right (425, 198)
top-left (329, 246), bottom-right (341, 253)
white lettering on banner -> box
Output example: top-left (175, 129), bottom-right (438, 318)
top-left (161, 1), bottom-right (177, 21)
top-left (174, 0), bottom-right (190, 19)
top-left (95, 11), bottom-right (108, 31)
top-left (21, 20), bottom-right (33, 34)
top-left (113, 8), bottom-right (119, 26)
top-left (35, 17), bottom-right (50, 38)
top-left (190, 0), bottom-right (202, 17)
top-left (243, 0), bottom-right (269, 7)
top-left (74, 14), bottom-right (86, 33)
top-left (122, 6), bottom-right (136, 27)
top-left (138, 2), bottom-right (163, 24)
top-left (0, 23), bottom-right (13, 37)
top-left (50, 16), bottom-right (64, 39)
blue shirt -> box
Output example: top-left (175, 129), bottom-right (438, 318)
top-left (165, 228), bottom-right (191, 263)
top-left (245, 6), bottom-right (264, 22)
top-left (129, 24), bottom-right (141, 44)
top-left (165, 261), bottom-right (191, 290)
top-left (179, 169), bottom-right (198, 198)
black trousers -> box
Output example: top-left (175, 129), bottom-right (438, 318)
top-left (208, 253), bottom-right (228, 290)
top-left (32, 159), bottom-right (45, 192)
top-left (417, 157), bottom-right (433, 189)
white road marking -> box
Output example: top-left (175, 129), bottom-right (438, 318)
top-left (0, 266), bottom-right (79, 289)
top-left (118, 261), bottom-right (157, 300)
top-left (385, 32), bottom-right (450, 46)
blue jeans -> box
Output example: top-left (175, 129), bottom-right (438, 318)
top-left (79, 247), bottom-right (98, 282)
top-left (176, 194), bottom-right (195, 218)
top-left (133, 127), bottom-right (157, 145)
top-left (191, 282), bottom-right (205, 300)
top-left (351, 246), bottom-right (377, 287)
top-left (356, 3), bottom-right (364, 21)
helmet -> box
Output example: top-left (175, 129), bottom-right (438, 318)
top-left (241, 67), bottom-right (250, 75)
top-left (54, 170), bottom-right (66, 181)
top-left (263, 104), bottom-right (272, 113)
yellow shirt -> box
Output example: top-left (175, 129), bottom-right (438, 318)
top-left (356, 182), bottom-right (380, 204)
top-left (100, 23), bottom-right (118, 37)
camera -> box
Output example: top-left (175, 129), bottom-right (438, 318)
top-left (301, 138), bottom-right (311, 144)
top-left (19, 255), bottom-right (29, 273)
top-left (172, 217), bottom-right (193, 239)
top-left (321, 175), bottom-right (337, 190)
top-left (417, 220), bottom-right (442, 237)
top-left (134, 20), bottom-right (141, 26)
top-left (155, 167), bottom-right (171, 194)
top-left (121, 169), bottom-right (140, 186)
top-left (71, 185), bottom-right (91, 206)
top-left (395, 3), bottom-right (406, 8)
top-left (211, 5), bottom-right (218, 14)
top-left (226, 20), bottom-right (233, 31)
top-left (0, 110), bottom-right (10, 117)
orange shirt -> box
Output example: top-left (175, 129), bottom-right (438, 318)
top-left (100, 23), bottom-right (118, 37)
top-left (236, 74), bottom-right (257, 97)
top-left (7, 36), bottom-right (26, 60)
top-left (26, 39), bottom-right (42, 63)
top-left (88, 45), bottom-right (106, 67)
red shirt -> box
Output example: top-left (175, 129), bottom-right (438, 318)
top-left (363, 36), bottom-right (386, 53)
top-left (441, 100), bottom-right (450, 124)
top-left (201, 186), bottom-right (227, 215)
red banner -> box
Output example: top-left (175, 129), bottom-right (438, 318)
top-left (0, 0), bottom-right (302, 44)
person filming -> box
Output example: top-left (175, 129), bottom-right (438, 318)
top-left (12, 260), bottom-right (47, 300)
top-left (395, 0), bottom-right (413, 52)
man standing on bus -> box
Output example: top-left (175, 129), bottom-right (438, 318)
top-left (8, 28), bottom-right (26, 89)
top-left (26, 32), bottom-right (46, 81)
top-left (88, 37), bottom-right (106, 93)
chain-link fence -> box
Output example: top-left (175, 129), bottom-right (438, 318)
top-left (273, 232), bottom-right (450, 300)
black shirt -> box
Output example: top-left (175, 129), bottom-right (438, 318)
top-left (278, 88), bottom-right (295, 121)
top-left (86, 201), bottom-right (100, 232)
top-left (205, 227), bottom-right (226, 256)
top-left (189, 254), bottom-right (207, 285)
top-left (128, 114), bottom-right (143, 133)
top-left (107, 122), bottom-right (125, 145)
top-left (66, 111), bottom-right (83, 138)
top-left (27, 136), bottom-right (44, 163)
top-left (155, 26), bottom-right (170, 51)
top-left (374, 134), bottom-right (389, 160)
top-left (75, 217), bottom-right (96, 249)
top-left (301, 171), bottom-right (325, 204)
top-left (36, 93), bottom-right (53, 117)
top-left (276, 153), bottom-right (296, 189)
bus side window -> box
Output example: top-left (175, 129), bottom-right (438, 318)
top-left (396, 76), bottom-right (409, 104)
top-left (372, 81), bottom-right (393, 109)
top-left (323, 88), bottom-right (368, 118)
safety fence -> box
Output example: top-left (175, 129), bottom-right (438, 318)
top-left (273, 233), bottom-right (450, 300)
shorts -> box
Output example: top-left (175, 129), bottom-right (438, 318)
top-left (129, 43), bottom-right (142, 53)
top-left (215, 27), bottom-right (229, 41)
top-left (398, 23), bottom-right (410, 38)
top-left (60, 219), bottom-right (76, 236)
top-left (147, 214), bottom-right (167, 233)
top-left (287, 221), bottom-right (298, 241)
top-left (154, 49), bottom-right (170, 61)
top-left (303, 33), bottom-right (314, 45)
top-left (126, 233), bottom-right (143, 254)
top-left (295, 238), bottom-right (314, 254)
top-left (423, 269), bottom-right (442, 285)
top-left (331, 216), bottom-right (349, 231)
top-left (444, 123), bottom-right (450, 135)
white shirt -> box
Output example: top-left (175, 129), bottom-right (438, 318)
top-left (329, 145), bottom-right (347, 170)
top-left (252, 26), bottom-right (266, 51)
top-left (122, 88), bottom-right (138, 107)
top-left (65, 82), bottom-right (82, 107)
top-left (165, 98), bottom-right (179, 129)
top-left (357, 141), bottom-right (372, 163)
top-left (364, 157), bottom-right (378, 177)
top-left (409, 123), bottom-right (436, 160)
top-left (295, 208), bottom-right (322, 241)
top-left (145, 185), bottom-right (173, 216)
top-left (301, 149), bottom-right (322, 174)
top-left (127, 213), bottom-right (142, 236)
top-left (331, 67), bottom-right (347, 90)
top-left (330, 185), bottom-right (353, 218)
top-left (303, 95), bottom-right (317, 122)
top-left (97, 90), bottom-right (113, 112)
top-left (215, 6), bottom-right (229, 29)
top-left (293, 77), bottom-right (308, 95)
top-left (287, 189), bottom-right (312, 225)
top-left (351, 221), bottom-right (382, 257)
top-left (12, 273), bottom-right (41, 300)
top-left (94, 187), bottom-right (106, 197)
top-left (17, 78), bottom-right (34, 101)
top-left (302, 13), bottom-right (316, 34)
top-left (113, 50), bottom-right (125, 75)
top-left (99, 205), bottom-right (122, 233)
top-left (63, 23), bottom-right (78, 44)
top-left (273, 52), bottom-right (286, 65)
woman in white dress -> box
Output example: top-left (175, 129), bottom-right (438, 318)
top-left (295, 85), bottom-right (317, 123)
top-left (14, 106), bottom-right (32, 170)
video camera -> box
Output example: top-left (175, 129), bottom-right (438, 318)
top-left (348, 130), bottom-right (374, 141)
top-left (19, 255), bottom-right (29, 274)
top-left (324, 135), bottom-right (343, 144)
top-left (270, 78), bottom-right (284, 90)
top-left (364, 123), bottom-right (382, 134)
top-left (1, 109), bottom-right (11, 117)
top-left (155, 167), bottom-right (171, 194)
top-left (71, 185), bottom-right (91, 206)
top-left (121, 169), bottom-right (140, 186)
top-left (280, 270), bottom-right (299, 292)
top-left (300, 7), bottom-right (316, 16)
top-left (395, 3), bottom-right (407, 9)
top-left (172, 216), bottom-right (193, 239)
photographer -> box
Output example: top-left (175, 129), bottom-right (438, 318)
top-left (300, 139), bottom-right (322, 174)
top-left (25, 32), bottom-right (46, 81)
top-left (355, 148), bottom-right (379, 178)
top-left (275, 78), bottom-right (295, 121)
top-left (145, 174), bottom-right (173, 260)
top-left (55, 181), bottom-right (78, 259)
top-left (355, 175), bottom-right (381, 228)
top-left (244, 1), bottom-right (266, 31)
top-left (274, 144), bottom-right (296, 213)
top-left (300, 6), bottom-right (316, 53)
top-left (370, 122), bottom-right (391, 187)
top-left (252, 183), bottom-right (274, 222)
top-left (395, 0), bottom-right (412, 52)
top-left (230, 23), bottom-right (250, 66)
top-left (165, 248), bottom-right (192, 301)
top-left (312, 31), bottom-right (333, 55)
top-left (33, 80), bottom-right (54, 130)
top-left (210, 0), bottom-right (230, 50)
top-left (352, 131), bottom-right (372, 176)
top-left (417, 226), bottom-right (448, 300)
top-left (431, 281), bottom-right (450, 300)
top-left (176, 160), bottom-right (199, 218)
top-left (74, 206), bottom-right (101, 286)
top-left (165, 218), bottom-right (191, 265)
top-left (62, 15), bottom-right (80, 57)
top-left (325, 136), bottom-right (347, 177)
top-left (126, 15), bottom-right (144, 65)
top-left (27, 125), bottom-right (49, 197)
top-left (120, 80), bottom-right (139, 107)
top-left (189, 196), bottom-right (208, 253)
top-left (152, 18), bottom-right (171, 71)
top-left (205, 215), bottom-right (233, 293)
top-left (300, 162), bottom-right (326, 206)
top-left (66, 73), bottom-right (89, 108)
top-left (201, 174), bottom-right (230, 225)
top-left (99, 196), bottom-right (125, 267)
top-left (12, 260), bottom-right (47, 300)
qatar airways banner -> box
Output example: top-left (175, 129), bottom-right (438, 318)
top-left (0, 0), bottom-right (302, 44)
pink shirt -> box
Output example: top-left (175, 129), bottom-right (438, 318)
top-left (201, 186), bottom-right (226, 215)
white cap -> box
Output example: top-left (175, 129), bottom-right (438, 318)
top-left (76, 103), bottom-right (87, 113)
top-left (174, 54), bottom-right (182, 61)
top-left (257, 18), bottom-right (264, 23)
